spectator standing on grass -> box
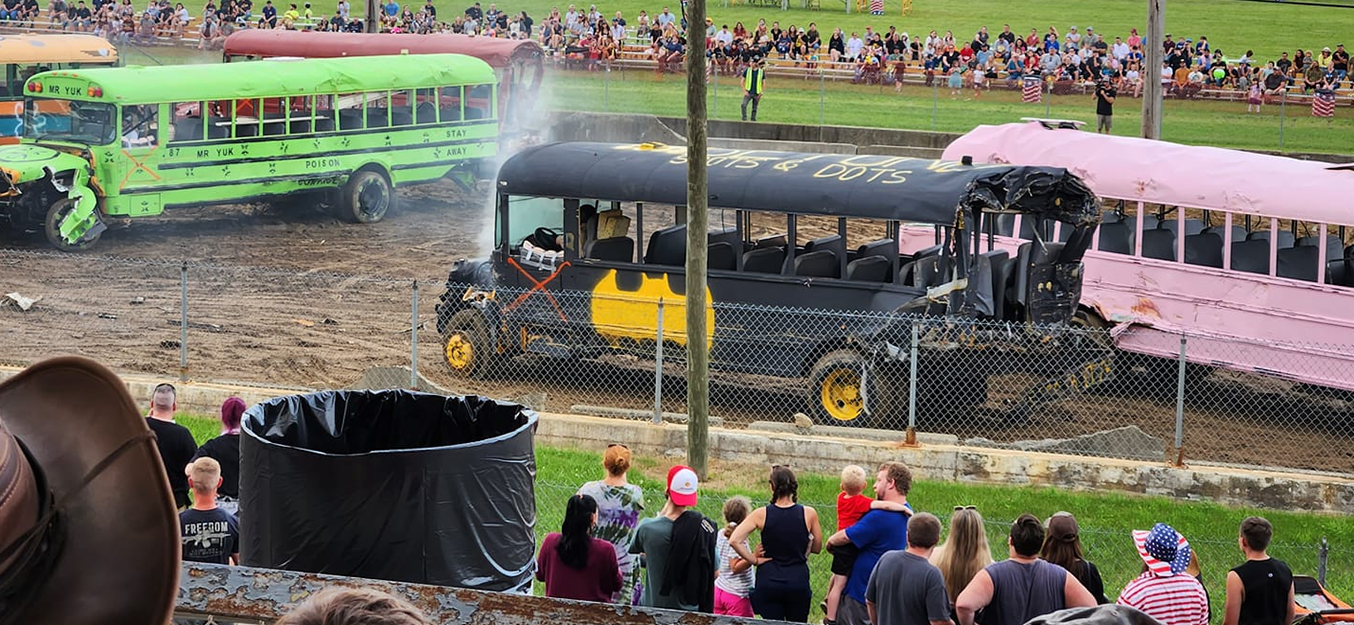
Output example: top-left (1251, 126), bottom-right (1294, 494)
top-left (577, 443), bottom-right (646, 606)
top-left (1041, 512), bottom-right (1107, 603)
top-left (932, 506), bottom-right (994, 615)
top-left (828, 461), bottom-right (915, 625)
top-left (630, 465), bottom-right (717, 612)
top-left (191, 396), bottom-right (245, 513)
top-left (867, 513), bottom-right (952, 625)
top-left (1223, 517), bottom-right (1294, 625)
top-left (180, 457), bottom-right (240, 564)
top-left (1117, 523), bottom-right (1208, 625)
top-left (825, 465), bottom-right (875, 625)
top-left (537, 494), bottom-right (622, 602)
top-left (714, 496), bottom-right (755, 617)
top-left (146, 382), bottom-right (197, 509)
top-left (740, 57), bottom-right (765, 122)
top-left (955, 514), bottom-right (1097, 625)
top-left (728, 465), bottom-right (824, 623)
top-left (1094, 76), bottom-right (1116, 134)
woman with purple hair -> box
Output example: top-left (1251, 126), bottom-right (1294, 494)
top-left (191, 397), bottom-right (246, 511)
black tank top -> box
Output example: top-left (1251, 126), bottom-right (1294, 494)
top-left (760, 503), bottom-right (809, 586)
top-left (1232, 558), bottom-right (1293, 625)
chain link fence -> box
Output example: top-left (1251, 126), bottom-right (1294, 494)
top-left (1, 247), bottom-right (1352, 474)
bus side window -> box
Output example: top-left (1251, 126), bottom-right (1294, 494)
top-left (261, 97), bottom-right (287, 137)
top-left (232, 98), bottom-right (260, 138)
top-left (364, 91), bottom-right (389, 129)
top-left (288, 95), bottom-right (313, 134)
top-left (169, 101), bottom-right (203, 143)
top-left (336, 92), bottom-right (363, 130)
top-left (466, 84), bottom-right (491, 120)
top-left (121, 104), bottom-right (159, 148)
top-left (312, 94), bottom-right (335, 132)
top-left (439, 86), bottom-right (462, 122)
top-left (390, 89), bottom-right (413, 127)
top-left (414, 88), bottom-right (437, 124)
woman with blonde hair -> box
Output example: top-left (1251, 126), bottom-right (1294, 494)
top-left (577, 443), bottom-right (645, 605)
top-left (930, 506), bottom-right (993, 608)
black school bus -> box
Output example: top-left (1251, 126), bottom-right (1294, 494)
top-left (436, 142), bottom-right (1102, 425)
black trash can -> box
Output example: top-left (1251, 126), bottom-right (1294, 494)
top-left (239, 390), bottom-right (537, 591)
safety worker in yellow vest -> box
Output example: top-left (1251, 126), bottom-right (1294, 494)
top-left (741, 57), bottom-right (767, 122)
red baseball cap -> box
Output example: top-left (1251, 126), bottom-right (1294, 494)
top-left (666, 465), bottom-right (699, 506)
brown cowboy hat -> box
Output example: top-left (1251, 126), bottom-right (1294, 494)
top-left (0, 357), bottom-right (179, 625)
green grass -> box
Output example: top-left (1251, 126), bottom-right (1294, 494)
top-left (184, 414), bottom-right (1354, 618)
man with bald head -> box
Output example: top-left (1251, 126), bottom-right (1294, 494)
top-left (146, 382), bottom-right (197, 508)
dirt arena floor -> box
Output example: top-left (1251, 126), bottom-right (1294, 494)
top-left (1, 180), bottom-right (1350, 474)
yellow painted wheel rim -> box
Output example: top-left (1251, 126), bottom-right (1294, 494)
top-left (445, 333), bottom-right (475, 370)
top-left (820, 368), bottom-right (863, 422)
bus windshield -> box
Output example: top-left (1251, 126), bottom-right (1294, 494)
top-left (23, 98), bottom-right (116, 145)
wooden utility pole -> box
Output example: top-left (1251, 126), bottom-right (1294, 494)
top-left (1142, 0), bottom-right (1164, 139)
top-left (684, 0), bottom-right (709, 478)
top-left (364, 0), bottom-right (378, 33)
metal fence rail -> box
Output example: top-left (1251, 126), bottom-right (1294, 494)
top-left (1, 247), bottom-right (1352, 475)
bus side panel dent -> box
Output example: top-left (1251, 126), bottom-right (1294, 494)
top-left (57, 181), bottom-right (103, 244)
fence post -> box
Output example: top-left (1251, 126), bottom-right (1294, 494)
top-left (179, 261), bottom-right (188, 382)
top-left (931, 80), bottom-right (938, 130)
top-left (819, 69), bottom-right (826, 126)
top-left (905, 323), bottom-right (919, 446)
top-left (1173, 335), bottom-right (1187, 466)
top-left (1279, 89), bottom-right (1287, 153)
top-left (653, 298), bottom-right (664, 425)
top-left (1045, 80), bottom-right (1051, 118)
top-left (604, 66), bottom-right (610, 112)
top-left (410, 280), bottom-right (419, 390)
top-left (1319, 537), bottom-right (1329, 586)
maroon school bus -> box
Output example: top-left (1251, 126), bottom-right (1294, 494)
top-left (223, 30), bottom-right (544, 132)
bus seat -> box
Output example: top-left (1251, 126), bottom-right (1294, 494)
top-left (173, 118), bottom-right (203, 142)
top-left (439, 107), bottom-right (462, 122)
top-left (1097, 222), bottom-right (1133, 254)
top-left (1018, 216), bottom-right (1051, 240)
top-left (754, 234), bottom-right (787, 249)
top-left (914, 255), bottom-right (953, 315)
top-left (415, 102), bottom-right (437, 124)
top-left (980, 250), bottom-right (1010, 320)
top-left (312, 115), bottom-right (335, 132)
top-left (1012, 241), bottom-right (1065, 313)
top-left (206, 116), bottom-right (230, 139)
top-left (1139, 214), bottom-right (1161, 231)
top-left (365, 108), bottom-right (390, 128)
top-left (708, 242), bottom-right (736, 270)
top-left (996, 254), bottom-right (1019, 320)
top-left (846, 255), bottom-right (891, 282)
top-left (596, 210), bottom-right (630, 240)
top-left (1054, 223), bottom-right (1073, 243)
top-left (898, 260), bottom-right (917, 286)
top-left (1230, 239), bottom-right (1271, 274)
top-left (794, 250), bottom-right (839, 278)
top-left (465, 107), bottom-right (487, 119)
top-left (993, 213), bottom-right (1016, 236)
top-left (288, 119), bottom-right (312, 134)
top-left (803, 235), bottom-right (846, 259)
top-left (1140, 228), bottom-right (1176, 261)
top-left (234, 123), bottom-right (259, 138)
top-left (1183, 233), bottom-right (1224, 268)
top-left (584, 236), bottom-right (634, 262)
top-left (708, 228), bottom-right (739, 250)
top-left (390, 106), bottom-right (414, 126)
top-left (1277, 246), bottom-right (1320, 282)
top-left (262, 121), bottom-right (287, 137)
top-left (1203, 225), bottom-right (1248, 244)
top-left (1160, 219), bottom-right (1206, 237)
top-left (1009, 242), bottom-right (1033, 309)
top-left (338, 109), bottom-right (365, 130)
top-left (742, 246), bottom-right (785, 274)
top-left (912, 244), bottom-right (944, 262)
top-left (1100, 210), bottom-right (1123, 224)
top-left (1248, 230), bottom-right (1297, 249)
top-left (644, 225), bottom-right (687, 266)
top-left (856, 238), bottom-right (898, 264)
top-left (1297, 236), bottom-right (1344, 261)
top-left (1347, 244), bottom-right (1354, 259)
top-left (1327, 259), bottom-right (1352, 287)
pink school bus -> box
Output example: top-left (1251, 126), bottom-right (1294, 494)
top-left (936, 121), bottom-right (1354, 392)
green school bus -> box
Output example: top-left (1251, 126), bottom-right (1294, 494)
top-left (1, 53), bottom-right (499, 250)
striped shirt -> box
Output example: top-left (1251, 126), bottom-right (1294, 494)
top-left (714, 532), bottom-right (754, 598)
top-left (1117, 572), bottom-right (1209, 625)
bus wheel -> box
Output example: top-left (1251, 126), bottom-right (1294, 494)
top-left (442, 309), bottom-right (497, 379)
top-left (808, 349), bottom-right (875, 427)
top-left (340, 169), bottom-right (394, 224)
top-left (44, 198), bottom-right (100, 252)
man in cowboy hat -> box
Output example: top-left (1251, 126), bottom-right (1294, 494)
top-left (1116, 523), bottom-right (1208, 625)
top-left (0, 357), bottom-right (180, 625)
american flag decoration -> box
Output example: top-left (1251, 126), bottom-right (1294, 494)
top-left (1022, 77), bottom-right (1042, 103)
top-left (1134, 524), bottom-right (1192, 577)
top-left (1313, 91), bottom-right (1336, 118)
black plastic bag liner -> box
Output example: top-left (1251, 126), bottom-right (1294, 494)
top-left (239, 390), bottom-right (538, 591)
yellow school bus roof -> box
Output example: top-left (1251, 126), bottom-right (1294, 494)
top-left (0, 34), bottom-right (118, 65)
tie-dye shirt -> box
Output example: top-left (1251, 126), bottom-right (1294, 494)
top-left (577, 480), bottom-right (645, 605)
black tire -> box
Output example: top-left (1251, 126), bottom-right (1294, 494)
top-left (44, 198), bottom-right (100, 252)
top-left (441, 309), bottom-right (499, 379)
top-left (807, 348), bottom-right (899, 427)
top-left (339, 169), bottom-right (394, 224)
